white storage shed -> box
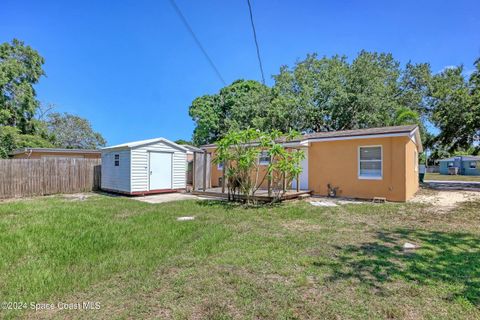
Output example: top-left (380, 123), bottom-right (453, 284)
top-left (101, 137), bottom-right (188, 195)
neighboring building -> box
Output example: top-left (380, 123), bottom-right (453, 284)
top-left (10, 148), bottom-right (101, 159)
top-left (201, 125), bottom-right (423, 202)
top-left (438, 156), bottom-right (480, 176)
top-left (100, 137), bottom-right (188, 195)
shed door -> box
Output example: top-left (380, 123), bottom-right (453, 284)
top-left (149, 152), bottom-right (172, 190)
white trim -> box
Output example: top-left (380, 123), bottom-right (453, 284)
top-left (304, 132), bottom-right (408, 144)
top-left (414, 149), bottom-right (418, 172)
top-left (358, 145), bottom-right (383, 180)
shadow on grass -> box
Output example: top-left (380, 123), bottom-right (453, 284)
top-left (195, 199), bottom-right (284, 210)
top-left (315, 228), bottom-right (480, 305)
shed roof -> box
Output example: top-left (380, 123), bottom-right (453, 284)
top-left (10, 148), bottom-right (101, 156)
top-left (102, 137), bottom-right (188, 152)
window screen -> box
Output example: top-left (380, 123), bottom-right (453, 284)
top-left (114, 154), bottom-right (119, 166)
top-left (359, 146), bottom-right (382, 178)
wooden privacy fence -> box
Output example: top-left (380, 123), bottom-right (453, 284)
top-left (0, 158), bottom-right (101, 199)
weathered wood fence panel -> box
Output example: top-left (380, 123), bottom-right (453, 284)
top-left (0, 158), bottom-right (101, 199)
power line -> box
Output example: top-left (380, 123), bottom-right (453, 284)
top-left (169, 0), bottom-right (227, 85)
top-left (246, 0), bottom-right (266, 85)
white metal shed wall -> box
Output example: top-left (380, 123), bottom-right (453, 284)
top-left (130, 142), bottom-right (186, 192)
top-left (101, 150), bottom-right (131, 192)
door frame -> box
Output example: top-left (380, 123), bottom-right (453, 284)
top-left (148, 151), bottom-right (174, 191)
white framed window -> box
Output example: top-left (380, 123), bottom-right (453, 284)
top-left (217, 162), bottom-right (224, 170)
top-left (414, 150), bottom-right (418, 172)
top-left (470, 161), bottom-right (477, 169)
top-left (358, 146), bottom-right (382, 180)
top-left (114, 154), bottom-right (119, 166)
top-left (259, 150), bottom-right (271, 165)
top-left (448, 162), bottom-right (454, 168)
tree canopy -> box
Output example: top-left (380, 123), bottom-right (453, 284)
top-left (0, 39), bottom-right (106, 157)
top-left (0, 39), bottom-right (45, 134)
top-left (189, 51), bottom-right (480, 157)
top-left (46, 112), bottom-right (106, 149)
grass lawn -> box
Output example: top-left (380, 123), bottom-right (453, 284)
top-left (1, 193), bottom-right (480, 319)
top-left (425, 172), bottom-right (480, 182)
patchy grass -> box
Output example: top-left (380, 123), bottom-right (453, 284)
top-left (425, 173), bottom-right (480, 182)
top-left (0, 194), bottom-right (479, 319)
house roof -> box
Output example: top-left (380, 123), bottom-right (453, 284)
top-left (102, 137), bottom-right (188, 152)
top-left (182, 144), bottom-right (204, 153)
top-left (201, 125), bottom-right (422, 152)
top-left (438, 156), bottom-right (480, 162)
top-left (10, 148), bottom-right (101, 156)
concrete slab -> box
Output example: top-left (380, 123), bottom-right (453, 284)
top-left (132, 193), bottom-right (202, 204)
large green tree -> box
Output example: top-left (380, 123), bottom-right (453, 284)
top-left (46, 112), bottom-right (106, 149)
top-left (428, 63), bottom-right (479, 152)
top-left (0, 39), bottom-right (45, 134)
top-left (189, 51), bottom-right (429, 145)
top-left (189, 79), bottom-right (272, 145)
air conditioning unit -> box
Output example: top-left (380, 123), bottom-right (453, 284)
top-left (448, 167), bottom-right (459, 175)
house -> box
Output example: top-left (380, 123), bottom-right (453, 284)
top-left (438, 156), bottom-right (480, 176)
top-left (201, 125), bottom-right (422, 202)
top-left (101, 137), bottom-right (188, 195)
top-left (10, 148), bottom-right (101, 159)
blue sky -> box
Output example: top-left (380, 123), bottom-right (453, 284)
top-left (1, 0), bottom-right (479, 145)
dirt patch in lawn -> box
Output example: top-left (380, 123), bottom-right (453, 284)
top-left (411, 188), bottom-right (480, 212)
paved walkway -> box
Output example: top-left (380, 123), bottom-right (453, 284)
top-left (132, 192), bottom-right (223, 204)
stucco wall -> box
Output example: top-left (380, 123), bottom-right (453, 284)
top-left (405, 139), bottom-right (419, 199)
top-left (308, 136), bottom-right (414, 201)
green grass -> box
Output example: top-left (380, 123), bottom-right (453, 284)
top-left (425, 172), bottom-right (480, 182)
top-left (1, 193), bottom-right (480, 319)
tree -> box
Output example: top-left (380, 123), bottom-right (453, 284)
top-left (214, 129), bottom-right (304, 204)
top-left (189, 79), bottom-right (272, 145)
top-left (0, 126), bottom-right (52, 158)
top-left (174, 139), bottom-right (192, 145)
top-left (46, 112), bottom-right (106, 149)
top-left (189, 52), bottom-right (429, 145)
top-left (0, 39), bottom-right (45, 134)
top-left (428, 66), bottom-right (476, 152)
top-left (272, 51), bottom-right (429, 132)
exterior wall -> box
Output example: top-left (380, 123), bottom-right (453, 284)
top-left (308, 136), bottom-right (413, 201)
top-left (405, 139), bottom-right (419, 200)
top-left (12, 151), bottom-right (100, 159)
top-left (462, 160), bottom-right (480, 176)
top-left (438, 160), bottom-right (480, 175)
top-left (130, 141), bottom-right (186, 192)
top-left (101, 150), bottom-right (131, 192)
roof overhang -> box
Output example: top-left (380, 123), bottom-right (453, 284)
top-left (102, 137), bottom-right (188, 152)
top-left (303, 128), bottom-right (423, 152)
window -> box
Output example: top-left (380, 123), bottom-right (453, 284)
top-left (448, 162), bottom-right (454, 168)
top-left (259, 150), bottom-right (271, 165)
top-left (114, 154), bottom-right (119, 166)
top-left (217, 162), bottom-right (224, 170)
top-left (414, 150), bottom-right (418, 172)
top-left (470, 161), bottom-right (477, 169)
top-left (359, 146), bottom-right (382, 179)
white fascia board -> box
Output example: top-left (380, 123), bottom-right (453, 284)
top-left (303, 132), bottom-right (410, 144)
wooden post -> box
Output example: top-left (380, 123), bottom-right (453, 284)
top-left (192, 152), bottom-right (196, 191)
top-left (296, 174), bottom-right (299, 192)
top-left (203, 152), bottom-right (207, 191)
top-left (282, 173), bottom-right (286, 193)
top-left (267, 174), bottom-right (272, 197)
top-left (221, 162), bottom-right (226, 193)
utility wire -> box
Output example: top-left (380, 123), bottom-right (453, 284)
top-left (246, 0), bottom-right (266, 85)
top-left (169, 0), bottom-right (227, 85)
